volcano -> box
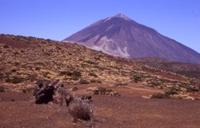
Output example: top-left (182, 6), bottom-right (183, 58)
top-left (64, 13), bottom-right (200, 64)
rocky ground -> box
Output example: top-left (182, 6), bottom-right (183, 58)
top-left (0, 83), bottom-right (200, 128)
top-left (0, 34), bottom-right (200, 128)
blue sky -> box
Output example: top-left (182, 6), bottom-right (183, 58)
top-left (0, 0), bottom-right (200, 53)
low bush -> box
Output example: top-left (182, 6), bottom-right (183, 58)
top-left (164, 87), bottom-right (178, 96)
top-left (59, 70), bottom-right (82, 80)
top-left (68, 98), bottom-right (93, 122)
top-left (94, 87), bottom-right (112, 95)
top-left (22, 87), bottom-right (34, 94)
top-left (186, 85), bottom-right (199, 92)
top-left (148, 80), bottom-right (163, 87)
top-left (151, 93), bottom-right (167, 99)
top-left (151, 87), bottom-right (179, 99)
top-left (131, 73), bottom-right (142, 83)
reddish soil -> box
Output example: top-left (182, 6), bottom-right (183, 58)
top-left (0, 84), bottom-right (200, 128)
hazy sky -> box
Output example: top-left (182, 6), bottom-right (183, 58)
top-left (0, 0), bottom-right (200, 53)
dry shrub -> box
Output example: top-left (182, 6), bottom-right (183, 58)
top-left (68, 98), bottom-right (93, 121)
top-left (61, 70), bottom-right (82, 80)
top-left (94, 87), bottom-right (111, 95)
top-left (71, 71), bottom-right (82, 80)
top-left (131, 73), bottom-right (142, 83)
top-left (151, 87), bottom-right (179, 99)
top-left (148, 80), bottom-right (163, 87)
top-left (22, 87), bottom-right (34, 94)
top-left (186, 85), bottom-right (199, 92)
top-left (151, 93), bottom-right (167, 99)
top-left (93, 87), bottom-right (120, 96)
top-left (164, 86), bottom-right (179, 96)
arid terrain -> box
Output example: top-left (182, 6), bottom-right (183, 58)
top-left (0, 34), bottom-right (200, 128)
top-left (1, 84), bottom-right (200, 128)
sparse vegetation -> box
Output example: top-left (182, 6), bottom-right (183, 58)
top-left (147, 79), bottom-right (163, 87)
top-left (0, 14), bottom-right (200, 128)
top-left (151, 86), bottom-right (179, 99)
top-left (62, 70), bottom-right (82, 80)
top-left (186, 85), bottom-right (199, 92)
top-left (22, 87), bottom-right (34, 94)
top-left (164, 86), bottom-right (179, 96)
top-left (68, 98), bottom-right (93, 122)
top-left (94, 87), bottom-right (111, 95)
top-left (93, 87), bottom-right (120, 96)
top-left (0, 34), bottom-right (199, 101)
top-left (71, 71), bottom-right (82, 80)
top-left (151, 92), bottom-right (167, 99)
top-left (131, 73), bottom-right (142, 83)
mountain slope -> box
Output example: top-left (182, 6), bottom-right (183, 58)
top-left (64, 13), bottom-right (200, 64)
top-left (0, 34), bottom-right (194, 85)
top-left (0, 34), bottom-right (137, 85)
top-left (0, 34), bottom-right (200, 99)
